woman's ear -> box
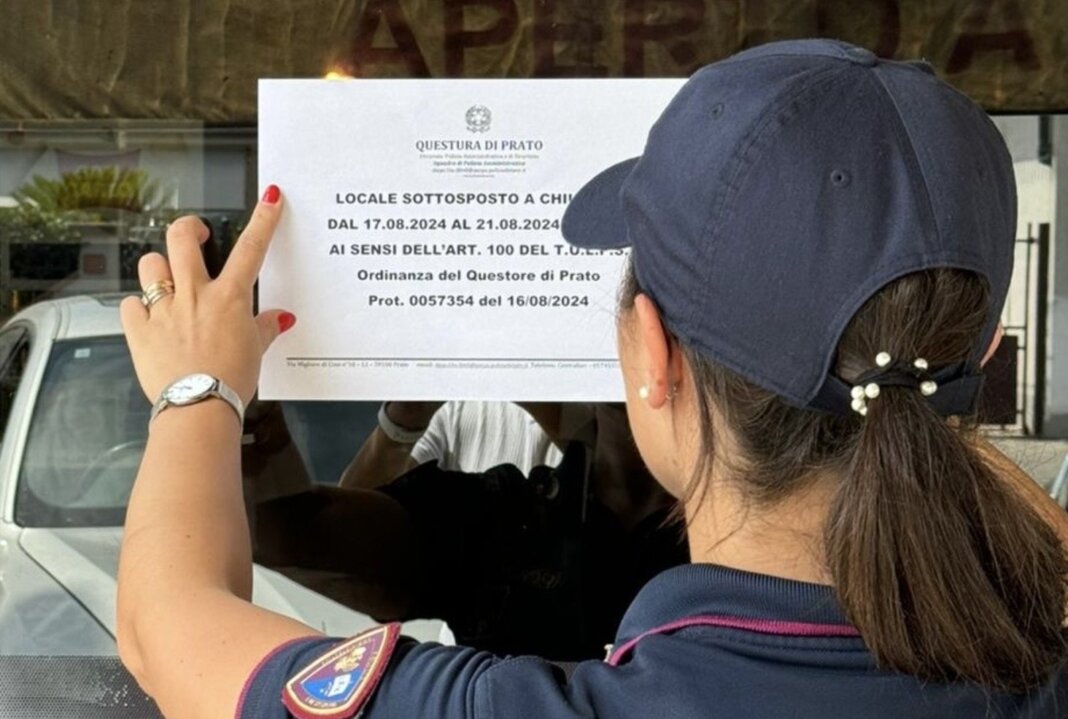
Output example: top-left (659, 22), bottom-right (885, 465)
top-left (980, 322), bottom-right (1005, 368)
top-left (633, 294), bottom-right (680, 408)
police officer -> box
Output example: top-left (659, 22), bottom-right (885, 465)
top-left (117, 39), bottom-right (1068, 719)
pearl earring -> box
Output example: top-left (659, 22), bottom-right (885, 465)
top-left (638, 385), bottom-right (650, 400)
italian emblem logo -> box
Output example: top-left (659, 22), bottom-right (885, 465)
top-left (282, 623), bottom-right (401, 719)
top-left (466, 105), bottom-right (492, 133)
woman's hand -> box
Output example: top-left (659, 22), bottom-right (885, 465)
top-left (120, 186), bottom-right (295, 407)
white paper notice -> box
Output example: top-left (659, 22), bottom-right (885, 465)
top-left (259, 79), bottom-right (682, 401)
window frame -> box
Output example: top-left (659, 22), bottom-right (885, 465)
top-left (0, 326), bottom-right (30, 431)
top-left (0, 317), bottom-right (48, 526)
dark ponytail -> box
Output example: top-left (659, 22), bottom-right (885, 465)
top-left (825, 271), bottom-right (1068, 693)
top-left (619, 262), bottom-right (1068, 692)
top-left (829, 389), bottom-right (1068, 692)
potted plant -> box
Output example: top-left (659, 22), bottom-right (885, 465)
top-left (2, 167), bottom-right (171, 281)
top-left (0, 204), bottom-right (83, 280)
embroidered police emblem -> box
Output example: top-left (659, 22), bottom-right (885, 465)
top-left (282, 623), bottom-right (400, 719)
top-left (466, 105), bottom-right (491, 133)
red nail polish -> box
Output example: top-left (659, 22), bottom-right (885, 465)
top-left (278, 312), bottom-right (296, 333)
top-left (262, 184), bottom-right (280, 204)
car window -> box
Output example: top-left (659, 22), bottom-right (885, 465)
top-left (13, 335), bottom-right (378, 527)
top-left (15, 337), bottom-right (148, 527)
top-left (0, 327), bottom-right (30, 440)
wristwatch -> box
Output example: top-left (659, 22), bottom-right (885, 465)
top-left (151, 373), bottom-right (245, 425)
top-left (377, 402), bottom-right (428, 444)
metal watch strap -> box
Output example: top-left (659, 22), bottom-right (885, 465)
top-left (150, 377), bottom-right (245, 425)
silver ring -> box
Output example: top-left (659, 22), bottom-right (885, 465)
top-left (141, 279), bottom-right (175, 308)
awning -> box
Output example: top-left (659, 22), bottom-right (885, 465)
top-left (0, 0), bottom-right (1064, 122)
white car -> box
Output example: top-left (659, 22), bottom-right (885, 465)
top-left (0, 295), bottom-right (441, 716)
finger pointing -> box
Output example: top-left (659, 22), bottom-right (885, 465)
top-left (221, 185), bottom-right (283, 289)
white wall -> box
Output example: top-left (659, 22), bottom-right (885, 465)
top-left (0, 125), bottom-right (250, 210)
top-left (1047, 117), bottom-right (1068, 436)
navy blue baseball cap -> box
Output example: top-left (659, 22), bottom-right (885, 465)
top-left (562, 39), bottom-right (1016, 416)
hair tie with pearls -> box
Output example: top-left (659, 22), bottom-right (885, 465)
top-left (849, 352), bottom-right (939, 416)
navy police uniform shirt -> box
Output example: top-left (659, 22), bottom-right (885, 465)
top-left (238, 564), bottom-right (1067, 718)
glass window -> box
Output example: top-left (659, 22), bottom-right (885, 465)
top-left (15, 336), bottom-right (144, 527)
top-left (0, 123), bottom-right (254, 315)
top-left (12, 333), bottom-right (377, 527)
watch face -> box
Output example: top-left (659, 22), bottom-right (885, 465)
top-left (165, 373), bottom-right (216, 405)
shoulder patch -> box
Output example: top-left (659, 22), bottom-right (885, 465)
top-left (282, 623), bottom-right (401, 719)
